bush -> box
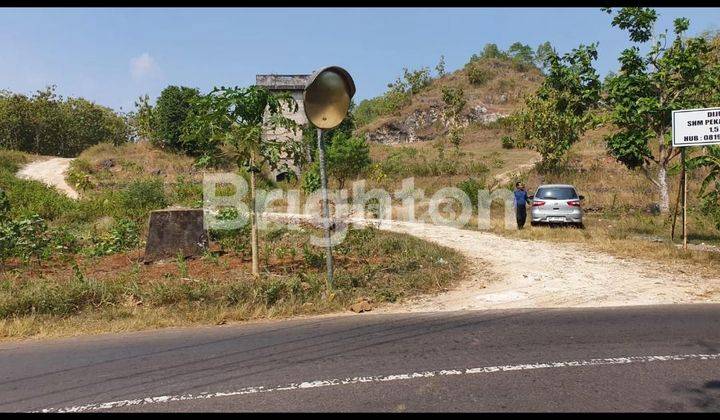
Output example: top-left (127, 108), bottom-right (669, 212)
top-left (150, 86), bottom-right (205, 155)
top-left (0, 87), bottom-right (128, 157)
top-left (466, 62), bottom-right (495, 86)
top-left (117, 179), bottom-right (168, 221)
top-left (501, 135), bottom-right (515, 149)
top-left (301, 162), bottom-right (321, 193)
top-left (0, 188), bottom-right (9, 222)
top-left (87, 219), bottom-right (141, 256)
top-left (699, 192), bottom-right (720, 230)
top-left (66, 159), bottom-right (95, 192)
top-left (0, 214), bottom-right (77, 264)
top-left (457, 178), bottom-right (486, 209)
top-left (327, 133), bottom-right (371, 189)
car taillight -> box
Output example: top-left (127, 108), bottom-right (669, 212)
top-left (532, 201), bottom-right (545, 207)
top-left (567, 200), bottom-right (581, 207)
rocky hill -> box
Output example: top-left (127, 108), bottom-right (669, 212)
top-left (355, 58), bottom-right (544, 144)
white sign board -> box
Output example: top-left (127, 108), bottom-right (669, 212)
top-left (672, 107), bottom-right (720, 147)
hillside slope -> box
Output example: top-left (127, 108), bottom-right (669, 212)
top-left (357, 58), bottom-right (543, 145)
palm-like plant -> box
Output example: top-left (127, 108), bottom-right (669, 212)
top-left (688, 146), bottom-right (720, 198)
top-left (187, 86), bottom-right (298, 276)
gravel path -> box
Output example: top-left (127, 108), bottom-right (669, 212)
top-left (16, 157), bottom-right (79, 199)
top-left (266, 213), bottom-right (720, 312)
top-left (375, 220), bottom-right (720, 312)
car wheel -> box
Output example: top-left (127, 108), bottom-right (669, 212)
top-left (530, 221), bottom-right (538, 227)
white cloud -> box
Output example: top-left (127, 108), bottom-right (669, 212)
top-left (129, 52), bottom-right (161, 81)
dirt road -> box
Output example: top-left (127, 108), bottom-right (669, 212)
top-left (374, 220), bottom-right (720, 312)
top-left (267, 213), bottom-right (720, 311)
top-left (16, 157), bottom-right (79, 199)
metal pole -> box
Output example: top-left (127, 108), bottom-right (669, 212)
top-left (316, 128), bottom-right (335, 289)
top-left (682, 148), bottom-right (688, 250)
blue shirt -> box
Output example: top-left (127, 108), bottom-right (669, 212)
top-left (514, 189), bottom-right (528, 207)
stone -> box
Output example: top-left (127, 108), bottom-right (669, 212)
top-left (144, 208), bottom-right (209, 263)
top-left (100, 159), bottom-right (115, 169)
top-left (349, 298), bottom-right (373, 313)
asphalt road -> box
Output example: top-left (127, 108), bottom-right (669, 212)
top-left (1, 304), bottom-right (720, 412)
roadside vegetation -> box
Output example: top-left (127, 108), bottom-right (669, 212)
top-left (0, 223), bottom-right (463, 340)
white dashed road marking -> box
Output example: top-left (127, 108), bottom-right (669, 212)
top-left (38, 352), bottom-right (720, 412)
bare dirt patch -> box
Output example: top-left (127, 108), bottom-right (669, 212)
top-left (16, 157), bottom-right (78, 199)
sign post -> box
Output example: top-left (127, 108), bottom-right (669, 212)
top-left (672, 107), bottom-right (720, 250)
top-left (303, 66), bottom-right (356, 290)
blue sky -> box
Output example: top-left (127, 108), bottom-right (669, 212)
top-left (1, 7), bottom-right (718, 113)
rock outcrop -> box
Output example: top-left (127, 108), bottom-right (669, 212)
top-left (363, 103), bottom-right (507, 145)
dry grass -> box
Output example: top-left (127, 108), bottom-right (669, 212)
top-left (72, 141), bottom-right (202, 191)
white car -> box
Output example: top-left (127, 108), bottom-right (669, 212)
top-left (529, 184), bottom-right (584, 228)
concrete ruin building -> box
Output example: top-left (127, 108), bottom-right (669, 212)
top-left (255, 74), bottom-right (310, 182)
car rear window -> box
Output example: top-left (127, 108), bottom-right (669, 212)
top-left (535, 187), bottom-right (578, 200)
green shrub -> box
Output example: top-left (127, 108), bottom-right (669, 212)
top-left (170, 175), bottom-right (202, 208)
top-left (210, 224), bottom-right (250, 255)
top-left (0, 214), bottom-right (52, 263)
top-left (0, 188), bottom-right (9, 222)
top-left (302, 243), bottom-right (324, 268)
top-left (67, 159), bottom-right (95, 192)
top-left (87, 219), bottom-right (140, 256)
top-left (326, 133), bottom-right (371, 189)
top-left (501, 136), bottom-right (515, 149)
top-left (301, 162), bottom-right (321, 193)
top-left (117, 178), bottom-right (168, 221)
top-left (457, 178), bottom-right (486, 209)
top-left (150, 86), bottom-right (199, 148)
top-left (466, 62), bottom-right (495, 86)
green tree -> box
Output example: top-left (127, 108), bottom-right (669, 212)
top-left (435, 55), bottom-right (447, 77)
top-left (472, 43), bottom-right (508, 61)
top-left (186, 85), bottom-right (298, 276)
top-left (301, 103), bottom-right (356, 168)
top-left (688, 146), bottom-right (720, 198)
top-left (127, 94), bottom-right (154, 142)
top-left (441, 87), bottom-right (467, 151)
top-left (511, 44), bottom-right (601, 171)
top-left (602, 7), bottom-right (720, 212)
top-left (326, 133), bottom-right (371, 189)
top-left (0, 86), bottom-right (128, 157)
top-left (508, 42), bottom-right (535, 68)
top-left (402, 67), bottom-right (432, 95)
top-left (150, 86), bottom-right (202, 153)
top-left (535, 41), bottom-right (556, 73)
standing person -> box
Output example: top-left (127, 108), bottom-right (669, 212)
top-left (514, 182), bottom-right (530, 229)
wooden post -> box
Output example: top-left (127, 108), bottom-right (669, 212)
top-left (681, 148), bottom-right (688, 250)
top-left (671, 175), bottom-right (682, 241)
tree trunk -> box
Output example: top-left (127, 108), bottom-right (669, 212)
top-left (249, 154), bottom-right (259, 277)
top-left (657, 164), bottom-right (670, 214)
